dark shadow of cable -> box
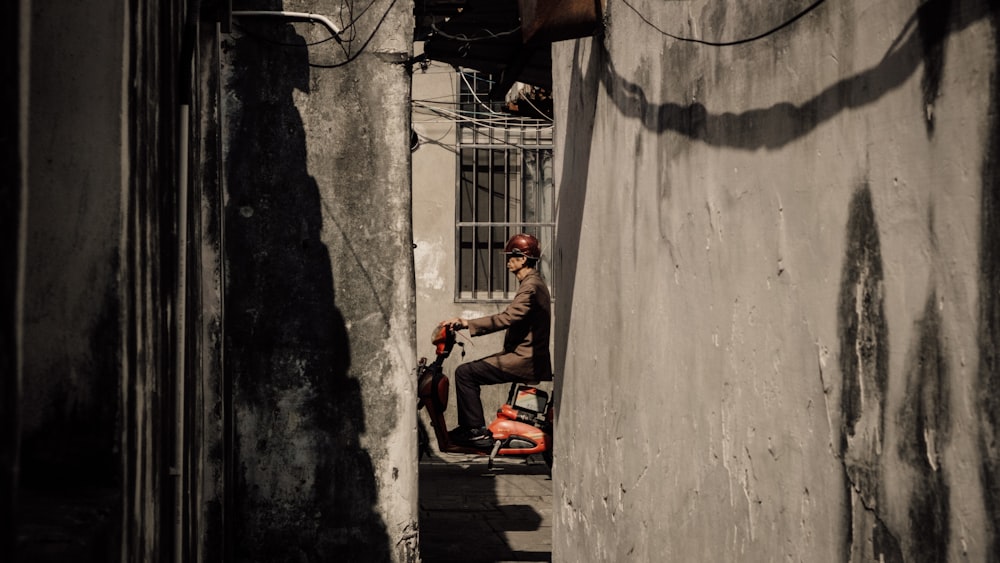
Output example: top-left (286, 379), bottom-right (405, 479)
top-left (600, 0), bottom-right (990, 150)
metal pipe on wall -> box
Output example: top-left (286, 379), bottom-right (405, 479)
top-left (174, 100), bottom-right (189, 563)
top-left (230, 11), bottom-right (343, 43)
top-left (174, 2), bottom-right (197, 558)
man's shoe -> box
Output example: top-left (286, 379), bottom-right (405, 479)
top-left (449, 426), bottom-right (494, 449)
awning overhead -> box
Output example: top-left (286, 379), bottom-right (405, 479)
top-left (415, 0), bottom-right (552, 97)
top-left (414, 0), bottom-right (602, 99)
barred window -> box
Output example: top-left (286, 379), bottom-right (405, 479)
top-left (455, 71), bottom-right (554, 302)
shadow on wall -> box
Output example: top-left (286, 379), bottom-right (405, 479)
top-left (224, 15), bottom-right (390, 562)
top-left (552, 39), bottom-right (604, 411)
top-left (978, 6), bottom-right (1000, 557)
top-left (599, 0), bottom-right (990, 149)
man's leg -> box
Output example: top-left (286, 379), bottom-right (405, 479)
top-left (454, 360), bottom-right (513, 430)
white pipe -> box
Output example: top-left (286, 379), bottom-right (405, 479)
top-left (231, 11), bottom-right (343, 42)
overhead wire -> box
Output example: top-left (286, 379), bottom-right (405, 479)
top-left (412, 101), bottom-right (551, 130)
top-left (457, 72), bottom-right (516, 118)
top-left (455, 72), bottom-right (554, 123)
top-left (412, 127), bottom-right (459, 153)
top-left (412, 104), bottom-right (550, 150)
top-left (309, 0), bottom-right (399, 68)
top-left (619, 0), bottom-right (830, 46)
top-left (517, 95), bottom-right (553, 122)
top-left (229, 0), bottom-right (400, 68)
top-left (429, 21), bottom-right (522, 41)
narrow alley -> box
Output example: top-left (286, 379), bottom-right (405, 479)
top-left (420, 454), bottom-right (553, 562)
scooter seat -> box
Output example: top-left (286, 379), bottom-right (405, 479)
top-left (522, 373), bottom-right (555, 386)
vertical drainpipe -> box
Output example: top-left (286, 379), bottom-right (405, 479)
top-left (175, 2), bottom-right (197, 560)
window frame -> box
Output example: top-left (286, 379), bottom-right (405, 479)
top-left (453, 72), bottom-right (554, 303)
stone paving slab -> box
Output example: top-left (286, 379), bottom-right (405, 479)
top-left (419, 453), bottom-right (552, 562)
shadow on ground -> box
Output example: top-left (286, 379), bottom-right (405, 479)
top-left (419, 454), bottom-right (552, 562)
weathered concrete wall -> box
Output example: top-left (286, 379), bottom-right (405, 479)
top-left (14, 0), bottom-right (180, 560)
top-left (552, 0), bottom-right (999, 560)
top-left (222, 1), bottom-right (417, 560)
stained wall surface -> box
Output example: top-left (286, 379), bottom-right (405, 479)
top-left (551, 0), bottom-right (999, 560)
top-left (221, 2), bottom-right (418, 560)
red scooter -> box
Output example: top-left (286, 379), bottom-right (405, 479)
top-left (417, 325), bottom-right (553, 470)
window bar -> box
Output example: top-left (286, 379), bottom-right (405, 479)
top-left (454, 127), bottom-right (461, 301)
top-left (534, 129), bottom-right (540, 228)
top-left (503, 145), bottom-right (511, 296)
top-left (487, 148), bottom-right (495, 299)
top-left (472, 148), bottom-right (480, 297)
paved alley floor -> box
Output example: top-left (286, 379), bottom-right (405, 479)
top-left (419, 453), bottom-right (553, 562)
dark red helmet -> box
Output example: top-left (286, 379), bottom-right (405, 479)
top-left (502, 233), bottom-right (541, 258)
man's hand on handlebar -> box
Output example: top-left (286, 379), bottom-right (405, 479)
top-left (440, 318), bottom-right (469, 331)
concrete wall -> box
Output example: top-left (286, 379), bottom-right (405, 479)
top-left (14, 0), bottom-right (177, 560)
top-left (1, 0), bottom-right (29, 555)
top-left (222, 1), bottom-right (418, 560)
top-left (551, 0), bottom-right (999, 560)
top-left (20, 0), bottom-right (125, 492)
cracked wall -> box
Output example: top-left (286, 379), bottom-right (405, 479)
top-left (551, 0), bottom-right (999, 560)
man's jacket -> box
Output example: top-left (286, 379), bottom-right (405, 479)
top-left (467, 271), bottom-right (552, 381)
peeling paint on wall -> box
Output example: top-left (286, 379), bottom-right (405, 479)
top-left (413, 239), bottom-right (446, 293)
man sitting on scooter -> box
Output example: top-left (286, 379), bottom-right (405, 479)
top-left (440, 233), bottom-right (552, 449)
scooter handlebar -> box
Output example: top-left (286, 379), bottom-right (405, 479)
top-left (431, 324), bottom-right (456, 357)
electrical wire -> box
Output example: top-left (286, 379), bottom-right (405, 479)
top-left (415, 104), bottom-right (552, 144)
top-left (458, 72), bottom-right (516, 117)
top-left (412, 129), bottom-right (460, 153)
top-left (413, 102), bottom-right (525, 123)
top-left (309, 0), bottom-right (399, 68)
top-left (619, 0), bottom-right (830, 46)
top-left (229, 0), bottom-right (400, 69)
top-left (517, 94), bottom-right (553, 123)
top-left (429, 20), bottom-right (522, 42)
top-left (413, 101), bottom-right (551, 129)
top-left (454, 72), bottom-right (553, 122)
